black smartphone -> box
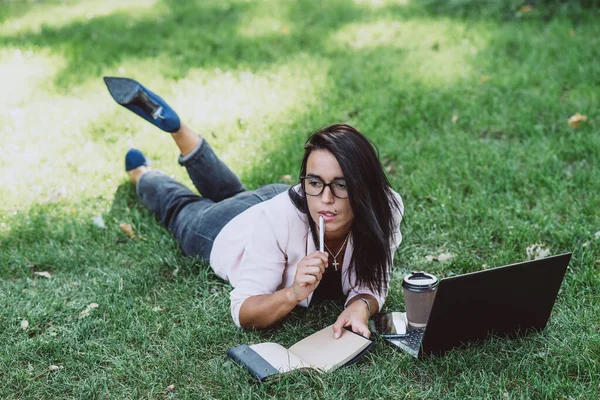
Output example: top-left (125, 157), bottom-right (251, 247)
top-left (370, 312), bottom-right (409, 337)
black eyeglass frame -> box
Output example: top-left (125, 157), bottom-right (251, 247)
top-left (299, 176), bottom-right (349, 199)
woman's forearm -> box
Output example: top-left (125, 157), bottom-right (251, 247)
top-left (238, 287), bottom-right (300, 329)
top-left (346, 293), bottom-right (378, 317)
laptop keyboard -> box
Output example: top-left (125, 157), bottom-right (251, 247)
top-left (388, 327), bottom-right (425, 356)
top-left (403, 328), bottom-right (425, 349)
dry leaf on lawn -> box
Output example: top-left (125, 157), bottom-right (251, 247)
top-left (119, 223), bottom-right (135, 239)
top-left (166, 384), bottom-right (176, 392)
top-left (568, 113), bottom-right (587, 128)
top-left (34, 271), bottom-right (52, 279)
top-left (21, 320), bottom-right (29, 330)
top-left (520, 5), bottom-right (533, 13)
top-left (49, 365), bottom-right (63, 372)
top-left (526, 243), bottom-right (550, 260)
top-left (451, 114), bottom-right (459, 123)
top-left (480, 75), bottom-right (491, 83)
top-left (437, 253), bottom-right (454, 262)
top-left (78, 303), bottom-right (99, 319)
top-left (425, 253), bottom-right (453, 262)
top-left (91, 215), bottom-right (107, 229)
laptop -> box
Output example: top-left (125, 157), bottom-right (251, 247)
top-left (371, 253), bottom-right (572, 358)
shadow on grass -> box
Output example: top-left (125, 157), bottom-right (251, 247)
top-left (1, 0), bottom-right (598, 309)
top-left (0, 0), bottom-right (419, 89)
top-left (418, 0), bottom-right (600, 22)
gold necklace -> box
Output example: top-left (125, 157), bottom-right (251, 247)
top-left (324, 231), bottom-right (351, 271)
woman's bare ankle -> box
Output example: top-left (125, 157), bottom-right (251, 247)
top-left (127, 165), bottom-right (151, 186)
top-left (171, 122), bottom-right (202, 157)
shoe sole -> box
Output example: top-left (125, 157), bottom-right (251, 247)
top-left (103, 77), bottom-right (140, 104)
top-left (104, 77), bottom-right (163, 119)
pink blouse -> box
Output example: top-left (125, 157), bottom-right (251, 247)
top-left (209, 185), bottom-right (404, 327)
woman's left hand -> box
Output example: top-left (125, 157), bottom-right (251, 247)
top-left (332, 299), bottom-right (371, 339)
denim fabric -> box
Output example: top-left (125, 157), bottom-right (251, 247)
top-left (137, 139), bottom-right (289, 260)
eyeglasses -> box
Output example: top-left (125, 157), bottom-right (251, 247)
top-left (300, 176), bottom-right (349, 199)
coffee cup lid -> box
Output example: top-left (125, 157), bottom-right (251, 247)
top-left (402, 271), bottom-right (438, 291)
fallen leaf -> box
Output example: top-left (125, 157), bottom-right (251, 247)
top-left (451, 114), bottom-right (459, 123)
top-left (480, 75), bottom-right (491, 83)
top-left (21, 320), bottom-right (29, 330)
top-left (526, 243), bottom-right (550, 260)
top-left (34, 271), bottom-right (52, 279)
top-left (437, 253), bottom-right (453, 262)
top-left (78, 303), bottom-right (99, 319)
top-left (568, 113), bottom-right (587, 128)
top-left (166, 384), bottom-right (175, 392)
top-left (49, 365), bottom-right (63, 372)
top-left (91, 215), bottom-right (106, 229)
top-left (119, 223), bottom-right (135, 239)
top-left (534, 351), bottom-right (547, 358)
top-left (281, 25), bottom-right (290, 35)
top-left (280, 175), bottom-right (295, 185)
top-left (481, 264), bottom-right (488, 270)
top-left (520, 5), bottom-right (533, 13)
top-left (425, 253), bottom-right (453, 262)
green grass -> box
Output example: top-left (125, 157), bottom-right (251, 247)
top-left (1, 0), bottom-right (599, 398)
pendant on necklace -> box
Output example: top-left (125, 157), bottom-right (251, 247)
top-left (324, 231), bottom-right (351, 273)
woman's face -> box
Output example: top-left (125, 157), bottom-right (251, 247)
top-left (305, 149), bottom-right (354, 240)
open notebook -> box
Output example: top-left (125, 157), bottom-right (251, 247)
top-left (227, 324), bottom-right (374, 381)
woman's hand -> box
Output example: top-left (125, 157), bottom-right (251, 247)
top-left (291, 251), bottom-right (329, 302)
top-left (332, 297), bottom-right (373, 339)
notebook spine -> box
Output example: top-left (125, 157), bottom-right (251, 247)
top-left (227, 344), bottom-right (280, 382)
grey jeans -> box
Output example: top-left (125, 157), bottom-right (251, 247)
top-left (137, 139), bottom-right (290, 260)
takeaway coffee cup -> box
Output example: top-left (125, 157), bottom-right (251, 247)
top-left (402, 272), bottom-right (439, 328)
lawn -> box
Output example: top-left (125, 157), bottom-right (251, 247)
top-left (1, 0), bottom-right (599, 398)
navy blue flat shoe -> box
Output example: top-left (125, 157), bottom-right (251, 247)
top-left (125, 148), bottom-right (151, 172)
top-left (104, 77), bottom-right (181, 133)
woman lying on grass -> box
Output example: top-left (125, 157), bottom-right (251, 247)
top-left (104, 77), bottom-right (404, 338)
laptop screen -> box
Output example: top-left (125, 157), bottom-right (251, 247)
top-left (419, 253), bottom-right (571, 356)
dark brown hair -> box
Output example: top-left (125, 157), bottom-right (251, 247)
top-left (288, 124), bottom-right (402, 296)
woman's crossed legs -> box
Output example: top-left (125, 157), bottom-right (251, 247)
top-left (130, 123), bottom-right (288, 260)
